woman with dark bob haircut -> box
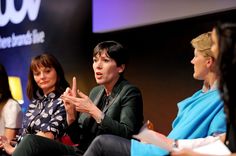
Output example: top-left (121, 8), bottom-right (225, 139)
top-left (2, 53), bottom-right (69, 155)
top-left (27, 53), bottom-right (70, 100)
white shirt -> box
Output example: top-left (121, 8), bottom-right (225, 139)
top-left (0, 99), bottom-right (23, 135)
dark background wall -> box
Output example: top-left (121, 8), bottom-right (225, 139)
top-left (1, 1), bottom-right (236, 135)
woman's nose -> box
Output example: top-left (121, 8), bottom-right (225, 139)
top-left (40, 72), bottom-right (45, 78)
top-left (190, 58), bottom-right (194, 64)
top-left (96, 61), bottom-right (102, 69)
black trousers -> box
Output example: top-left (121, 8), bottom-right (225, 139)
top-left (84, 135), bottom-right (131, 156)
top-left (0, 151), bottom-right (10, 156)
top-left (12, 134), bottom-right (78, 156)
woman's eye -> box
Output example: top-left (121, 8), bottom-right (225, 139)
top-left (33, 72), bottom-right (40, 76)
top-left (45, 69), bottom-right (51, 73)
top-left (93, 58), bottom-right (97, 62)
top-left (104, 59), bottom-right (109, 62)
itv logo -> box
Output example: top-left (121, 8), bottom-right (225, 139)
top-left (0, 0), bottom-right (41, 27)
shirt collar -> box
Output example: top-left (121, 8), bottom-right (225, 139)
top-left (202, 80), bottom-right (218, 92)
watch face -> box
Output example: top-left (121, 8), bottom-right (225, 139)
top-left (96, 113), bottom-right (104, 124)
top-left (96, 118), bottom-right (102, 123)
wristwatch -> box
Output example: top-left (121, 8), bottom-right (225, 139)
top-left (96, 113), bottom-right (105, 124)
top-left (172, 140), bottom-right (178, 149)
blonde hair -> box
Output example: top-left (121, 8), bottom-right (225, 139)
top-left (191, 32), bottom-right (213, 58)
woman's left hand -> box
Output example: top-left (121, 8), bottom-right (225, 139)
top-left (61, 89), bottom-right (94, 113)
top-left (61, 89), bottom-right (103, 121)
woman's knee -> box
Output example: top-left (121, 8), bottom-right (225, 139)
top-left (13, 135), bottom-right (38, 156)
top-left (20, 134), bottom-right (35, 145)
top-left (93, 135), bottom-right (115, 146)
top-left (91, 135), bottom-right (105, 148)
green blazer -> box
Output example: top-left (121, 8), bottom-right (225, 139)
top-left (66, 76), bottom-right (143, 151)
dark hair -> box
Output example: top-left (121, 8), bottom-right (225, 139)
top-left (27, 53), bottom-right (69, 100)
top-left (215, 23), bottom-right (236, 128)
top-left (0, 64), bottom-right (13, 105)
top-left (93, 41), bottom-right (129, 69)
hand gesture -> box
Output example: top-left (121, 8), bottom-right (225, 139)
top-left (61, 77), bottom-right (77, 125)
top-left (61, 77), bottom-right (102, 121)
top-left (62, 89), bottom-right (95, 114)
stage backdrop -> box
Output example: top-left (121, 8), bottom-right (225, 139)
top-left (1, 0), bottom-right (236, 135)
top-left (0, 0), bottom-right (92, 112)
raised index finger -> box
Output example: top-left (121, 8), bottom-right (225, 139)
top-left (72, 76), bottom-right (77, 97)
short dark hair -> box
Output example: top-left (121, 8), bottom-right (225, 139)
top-left (93, 41), bottom-right (129, 67)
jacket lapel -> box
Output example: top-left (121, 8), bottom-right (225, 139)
top-left (102, 79), bottom-right (128, 113)
top-left (102, 95), bottom-right (116, 113)
top-left (93, 88), bottom-right (105, 106)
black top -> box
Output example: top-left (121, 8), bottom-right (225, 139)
top-left (66, 76), bottom-right (144, 154)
